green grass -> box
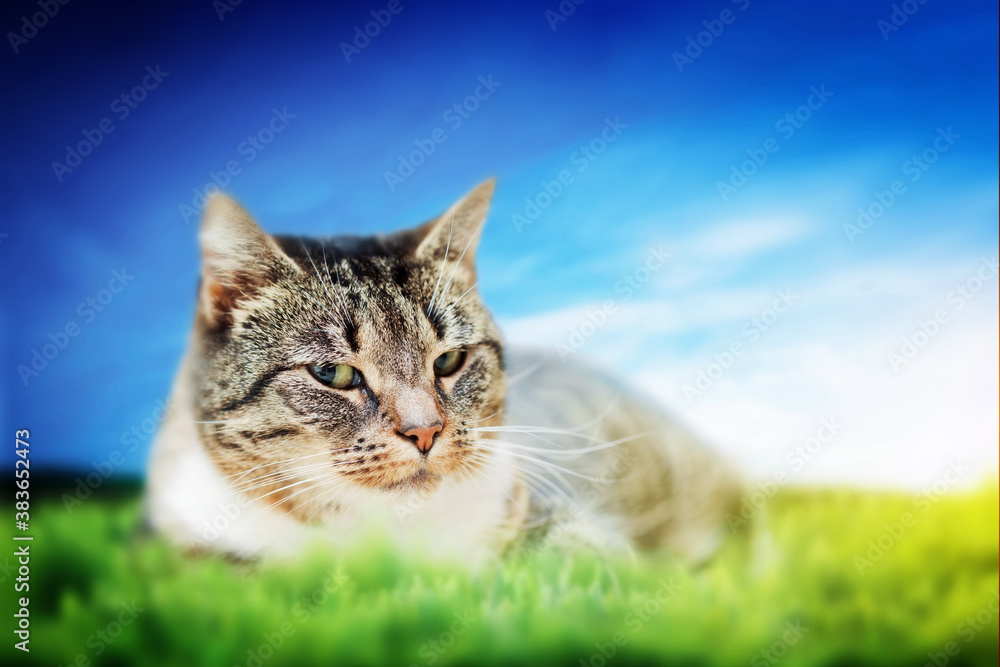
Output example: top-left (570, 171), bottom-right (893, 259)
top-left (4, 484), bottom-right (998, 667)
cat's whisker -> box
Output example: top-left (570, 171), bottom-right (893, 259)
top-left (299, 289), bottom-right (348, 331)
top-left (240, 456), bottom-right (363, 498)
top-left (472, 440), bottom-right (609, 483)
top-left (435, 218), bottom-right (484, 318)
top-left (439, 282), bottom-right (477, 317)
top-left (336, 478), bottom-right (370, 521)
top-left (427, 211), bottom-right (456, 319)
top-left (320, 241), bottom-right (354, 328)
top-left (301, 475), bottom-right (358, 523)
top-left (479, 452), bottom-right (577, 503)
top-left (469, 425), bottom-right (604, 442)
top-left (469, 430), bottom-right (653, 458)
top-left (220, 451), bottom-right (340, 481)
top-left (459, 462), bottom-right (523, 530)
top-left (465, 449), bottom-right (577, 509)
top-left (571, 394), bottom-right (621, 432)
top-left (300, 240), bottom-right (347, 329)
top-left (219, 449), bottom-right (354, 482)
top-left (504, 355), bottom-right (548, 386)
top-left (466, 408), bottom-right (504, 425)
top-left (252, 480), bottom-right (331, 518)
top-left (243, 473), bottom-right (331, 503)
top-left (252, 470), bottom-right (355, 517)
top-left (228, 462), bottom-right (333, 494)
top-left (468, 426), bottom-right (603, 454)
top-left (285, 473), bottom-right (358, 522)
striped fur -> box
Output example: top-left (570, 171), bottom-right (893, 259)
top-left (146, 181), bottom-right (742, 561)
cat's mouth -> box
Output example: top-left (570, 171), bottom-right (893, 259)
top-left (378, 468), bottom-right (441, 493)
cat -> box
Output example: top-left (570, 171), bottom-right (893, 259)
top-left (146, 180), bottom-right (742, 562)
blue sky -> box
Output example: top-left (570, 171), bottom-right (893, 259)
top-left (1, 0), bottom-right (996, 484)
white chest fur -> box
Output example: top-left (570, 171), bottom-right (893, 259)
top-left (146, 375), bottom-right (520, 561)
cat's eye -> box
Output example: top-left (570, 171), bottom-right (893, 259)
top-left (433, 350), bottom-right (466, 377)
top-left (307, 363), bottom-right (361, 389)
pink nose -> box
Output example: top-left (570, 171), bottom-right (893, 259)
top-left (401, 421), bottom-right (443, 454)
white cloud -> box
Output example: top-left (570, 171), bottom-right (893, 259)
top-left (498, 252), bottom-right (1000, 489)
top-left (683, 216), bottom-right (812, 260)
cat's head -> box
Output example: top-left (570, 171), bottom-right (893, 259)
top-left (192, 181), bottom-right (505, 519)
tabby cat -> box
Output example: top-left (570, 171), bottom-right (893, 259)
top-left (146, 181), bottom-right (741, 562)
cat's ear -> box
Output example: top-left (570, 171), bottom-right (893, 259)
top-left (411, 179), bottom-right (495, 275)
top-left (198, 193), bottom-right (300, 328)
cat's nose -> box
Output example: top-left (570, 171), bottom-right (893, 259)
top-left (400, 421), bottom-right (443, 454)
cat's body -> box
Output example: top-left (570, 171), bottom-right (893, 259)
top-left (146, 181), bottom-right (741, 562)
